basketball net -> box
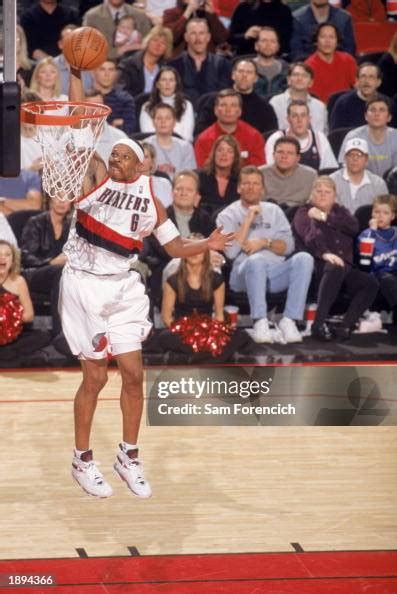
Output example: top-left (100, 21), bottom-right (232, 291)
top-left (21, 101), bottom-right (111, 202)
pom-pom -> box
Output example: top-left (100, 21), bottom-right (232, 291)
top-left (0, 292), bottom-right (24, 346)
top-left (171, 313), bottom-right (233, 357)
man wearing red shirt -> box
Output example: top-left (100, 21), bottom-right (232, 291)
top-left (194, 89), bottom-right (266, 167)
top-left (305, 23), bottom-right (356, 104)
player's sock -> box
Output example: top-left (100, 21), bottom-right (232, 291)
top-left (121, 441), bottom-right (138, 453)
top-left (74, 448), bottom-right (91, 459)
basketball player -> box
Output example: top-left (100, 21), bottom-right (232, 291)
top-left (60, 67), bottom-right (233, 498)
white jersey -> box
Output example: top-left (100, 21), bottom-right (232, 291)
top-left (64, 174), bottom-right (158, 275)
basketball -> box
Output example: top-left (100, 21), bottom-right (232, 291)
top-left (63, 27), bottom-right (109, 71)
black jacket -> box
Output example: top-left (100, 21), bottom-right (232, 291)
top-left (20, 211), bottom-right (70, 269)
top-left (117, 51), bottom-right (166, 98)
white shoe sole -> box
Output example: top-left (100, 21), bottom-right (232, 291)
top-left (114, 462), bottom-right (152, 499)
top-left (72, 472), bottom-right (113, 498)
top-left (253, 336), bottom-right (273, 344)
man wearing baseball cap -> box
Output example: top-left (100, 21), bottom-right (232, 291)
top-left (331, 137), bottom-right (388, 214)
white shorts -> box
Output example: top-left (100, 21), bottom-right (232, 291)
top-left (59, 266), bottom-right (152, 359)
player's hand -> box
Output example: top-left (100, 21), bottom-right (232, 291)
top-left (207, 226), bottom-right (234, 251)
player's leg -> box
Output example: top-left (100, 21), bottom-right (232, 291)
top-left (113, 350), bottom-right (151, 498)
top-left (72, 357), bottom-right (113, 498)
top-left (75, 358), bottom-right (109, 450)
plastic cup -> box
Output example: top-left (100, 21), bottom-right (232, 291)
top-left (359, 237), bottom-right (375, 265)
top-left (224, 305), bottom-right (239, 327)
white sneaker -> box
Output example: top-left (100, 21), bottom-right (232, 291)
top-left (253, 318), bottom-right (273, 343)
top-left (279, 317), bottom-right (303, 343)
top-left (114, 445), bottom-right (152, 498)
top-left (72, 450), bottom-right (113, 498)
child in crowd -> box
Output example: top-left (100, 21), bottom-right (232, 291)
top-left (114, 15), bottom-right (142, 57)
top-left (358, 194), bottom-right (397, 315)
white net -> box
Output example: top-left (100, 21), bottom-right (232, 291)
top-left (21, 102), bottom-right (111, 202)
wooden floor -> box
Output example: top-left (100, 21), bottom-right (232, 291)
top-left (0, 369), bottom-right (396, 560)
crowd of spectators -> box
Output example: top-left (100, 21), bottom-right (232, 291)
top-left (2, 0), bottom-right (397, 361)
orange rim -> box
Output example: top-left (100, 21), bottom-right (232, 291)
top-left (20, 101), bottom-right (111, 126)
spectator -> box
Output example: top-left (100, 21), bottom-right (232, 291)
top-left (146, 104), bottom-right (197, 180)
top-left (229, 0), bottom-right (293, 57)
top-left (168, 18), bottom-right (232, 108)
top-left (16, 25), bottom-right (34, 89)
top-left (260, 136), bottom-right (317, 208)
top-left (117, 26), bottom-right (173, 97)
top-left (213, 0), bottom-right (240, 27)
top-left (92, 59), bottom-right (136, 135)
top-left (82, 0), bottom-right (152, 61)
top-left (139, 66), bottom-right (195, 142)
top-left (29, 56), bottom-right (67, 101)
top-left (331, 138), bottom-right (388, 213)
top-left (113, 15), bottom-right (143, 59)
top-left (358, 194), bottom-right (397, 317)
top-left (386, 166), bottom-right (397, 195)
top-left (195, 89), bottom-right (266, 168)
top-left (53, 24), bottom-right (94, 96)
top-left (252, 27), bottom-right (289, 98)
top-left (378, 32), bottom-right (397, 99)
top-left (20, 195), bottom-right (71, 338)
top-left (141, 143), bottom-right (173, 208)
top-left (163, 0), bottom-right (228, 59)
top-left (0, 215), bottom-right (18, 246)
top-left (265, 100), bottom-right (337, 171)
top-left (270, 62), bottom-right (328, 133)
top-left (84, 89), bottom-right (128, 163)
top-left (0, 170), bottom-right (42, 215)
top-left (0, 240), bottom-right (34, 326)
top-left (290, 0), bottom-right (356, 61)
top-left (143, 170), bottom-right (209, 305)
top-left (20, 0), bottom-right (80, 60)
top-left (194, 58), bottom-right (278, 136)
top-left (145, 0), bottom-right (177, 25)
top-left (305, 23), bottom-right (356, 104)
top-left (20, 90), bottom-right (44, 174)
top-left (329, 63), bottom-right (383, 131)
top-left (216, 165), bottom-right (314, 343)
top-left (159, 233), bottom-right (250, 363)
top-left (338, 97), bottom-right (397, 178)
top-left (161, 233), bottom-right (225, 325)
top-left (0, 241), bottom-right (51, 361)
top-left (293, 176), bottom-right (379, 341)
top-left (198, 134), bottom-right (241, 216)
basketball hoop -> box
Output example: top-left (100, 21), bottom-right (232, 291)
top-left (20, 101), bottom-right (111, 202)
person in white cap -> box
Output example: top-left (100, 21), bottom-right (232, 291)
top-left (331, 137), bottom-right (388, 215)
top-left (338, 96), bottom-right (397, 178)
top-left (59, 67), bottom-right (233, 500)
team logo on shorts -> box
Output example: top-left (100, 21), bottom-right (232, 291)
top-left (92, 332), bottom-right (108, 352)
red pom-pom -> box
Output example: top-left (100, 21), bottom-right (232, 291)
top-left (171, 313), bottom-right (233, 356)
top-left (0, 293), bottom-right (24, 346)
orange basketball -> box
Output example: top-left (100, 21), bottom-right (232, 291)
top-left (63, 27), bottom-right (109, 71)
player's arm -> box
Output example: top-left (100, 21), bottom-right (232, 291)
top-left (69, 66), bottom-right (85, 103)
top-left (152, 196), bottom-right (234, 257)
top-left (69, 67), bottom-right (108, 191)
